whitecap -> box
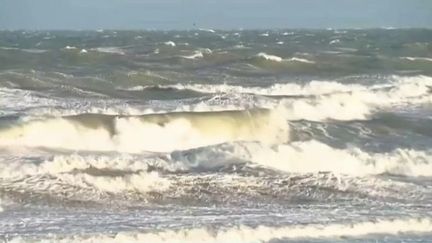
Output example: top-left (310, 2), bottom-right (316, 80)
top-left (164, 41), bottom-right (176, 47)
top-left (64, 46), bottom-right (77, 50)
top-left (401, 57), bottom-right (432, 62)
top-left (181, 51), bottom-right (204, 59)
top-left (287, 57), bottom-right (315, 64)
top-left (256, 52), bottom-right (283, 62)
top-left (198, 28), bottom-right (216, 33)
top-left (93, 47), bottom-right (125, 55)
top-left (329, 39), bottom-right (340, 45)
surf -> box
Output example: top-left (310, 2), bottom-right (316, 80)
top-left (0, 109), bottom-right (289, 153)
top-left (8, 218), bottom-right (432, 243)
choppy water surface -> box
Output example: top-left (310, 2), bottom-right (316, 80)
top-left (1, 29), bottom-right (432, 242)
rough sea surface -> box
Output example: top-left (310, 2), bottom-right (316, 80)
top-left (1, 29), bottom-right (432, 242)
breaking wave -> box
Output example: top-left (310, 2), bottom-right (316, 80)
top-left (4, 138), bottom-right (432, 178)
top-left (9, 218), bottom-right (432, 243)
top-left (171, 140), bottom-right (432, 176)
top-left (0, 153), bottom-right (171, 199)
top-left (180, 49), bottom-right (211, 59)
top-left (129, 80), bottom-right (366, 96)
top-left (3, 76), bottom-right (432, 123)
top-left (181, 51), bottom-right (204, 59)
top-left (256, 52), bottom-right (283, 62)
top-left (256, 52), bottom-right (315, 63)
top-left (281, 75), bottom-right (432, 121)
top-left (244, 141), bottom-right (432, 176)
top-left (0, 109), bottom-right (288, 152)
top-left (401, 57), bottom-right (432, 62)
top-left (126, 75), bottom-right (431, 97)
top-left (92, 47), bottom-right (125, 55)
top-left (123, 75), bottom-right (432, 121)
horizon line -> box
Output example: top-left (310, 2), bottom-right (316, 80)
top-left (1, 27), bottom-right (432, 32)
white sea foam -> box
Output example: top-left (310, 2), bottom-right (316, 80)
top-left (58, 171), bottom-right (170, 194)
top-left (4, 76), bottom-right (432, 123)
top-left (131, 80), bottom-right (366, 96)
top-left (198, 28), bottom-right (216, 33)
top-left (93, 47), bottom-right (125, 55)
top-left (122, 75), bottom-right (432, 121)
top-left (0, 154), bottom-right (150, 178)
top-left (281, 75), bottom-right (432, 121)
top-left (0, 154), bottom-right (170, 194)
top-left (287, 57), bottom-right (315, 64)
top-left (0, 47), bottom-right (47, 53)
top-left (0, 46), bottom-right (19, 51)
top-left (0, 87), bottom-right (62, 112)
top-left (164, 41), bottom-right (176, 47)
top-left (256, 53), bottom-right (315, 63)
top-left (282, 32), bottom-right (294, 36)
top-left (233, 44), bottom-right (247, 49)
top-left (170, 139), bottom-right (432, 177)
top-left (0, 87), bottom-right (150, 117)
top-left (0, 86), bottom-right (261, 119)
top-left (401, 56), bottom-right (432, 62)
top-left (256, 52), bottom-right (283, 62)
top-left (9, 218), bottom-right (432, 243)
top-left (3, 135), bottom-right (432, 178)
top-left (243, 140), bottom-right (432, 176)
top-left (181, 51), bottom-right (204, 59)
top-left (200, 48), bottom-right (212, 54)
top-left (21, 49), bottom-right (48, 54)
top-left (0, 110), bottom-right (289, 153)
top-left (329, 39), bottom-right (341, 45)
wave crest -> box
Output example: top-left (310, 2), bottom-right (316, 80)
top-left (0, 109), bottom-right (289, 152)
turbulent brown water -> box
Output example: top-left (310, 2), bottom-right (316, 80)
top-left (1, 29), bottom-right (432, 242)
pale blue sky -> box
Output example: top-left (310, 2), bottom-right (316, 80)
top-left (1, 0), bottom-right (431, 30)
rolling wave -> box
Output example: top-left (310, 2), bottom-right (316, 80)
top-left (3, 76), bottom-right (432, 126)
top-left (255, 52), bottom-right (315, 64)
top-left (171, 140), bottom-right (432, 176)
top-left (0, 109), bottom-right (288, 152)
top-left (1, 137), bottom-right (431, 206)
top-left (125, 80), bottom-right (366, 96)
top-left (122, 75), bottom-right (432, 121)
top-left (281, 75), bottom-right (432, 121)
top-left (3, 138), bottom-right (432, 179)
top-left (256, 52), bottom-right (283, 62)
top-left (3, 28), bottom-right (432, 242)
top-left (125, 75), bottom-right (431, 98)
top-left (401, 57), bottom-right (432, 62)
top-left (9, 218), bottom-right (432, 243)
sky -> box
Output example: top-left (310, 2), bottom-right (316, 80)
top-left (1, 0), bottom-right (431, 30)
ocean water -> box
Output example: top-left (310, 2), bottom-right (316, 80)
top-left (0, 29), bottom-right (432, 242)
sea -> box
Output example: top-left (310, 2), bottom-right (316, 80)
top-left (0, 28), bottom-right (432, 242)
